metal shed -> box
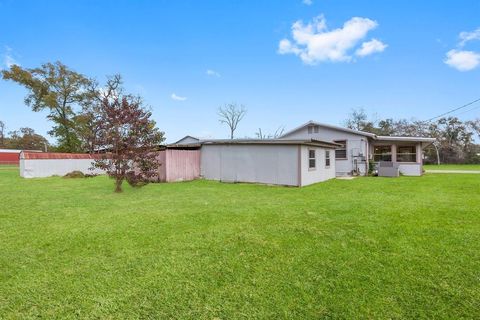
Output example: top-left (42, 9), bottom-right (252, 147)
top-left (200, 139), bottom-right (339, 186)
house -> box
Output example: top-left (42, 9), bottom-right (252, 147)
top-left (200, 139), bottom-right (338, 186)
top-left (279, 121), bottom-right (435, 176)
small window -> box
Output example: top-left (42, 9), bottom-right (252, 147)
top-left (334, 140), bottom-right (347, 159)
top-left (308, 125), bottom-right (319, 134)
top-left (308, 149), bottom-right (316, 169)
top-left (325, 150), bottom-right (331, 167)
top-left (397, 146), bottom-right (417, 162)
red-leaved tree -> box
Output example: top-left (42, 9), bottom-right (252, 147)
top-left (93, 95), bottom-right (165, 192)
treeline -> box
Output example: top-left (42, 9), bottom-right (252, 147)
top-left (344, 108), bottom-right (480, 164)
top-left (0, 124), bottom-right (50, 151)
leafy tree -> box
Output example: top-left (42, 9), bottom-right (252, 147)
top-left (218, 103), bottom-right (247, 139)
top-left (2, 62), bottom-right (92, 152)
top-left (92, 95), bottom-right (165, 192)
top-left (5, 127), bottom-right (49, 151)
top-left (344, 108), bottom-right (377, 133)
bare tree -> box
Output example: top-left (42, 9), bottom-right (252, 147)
top-left (218, 103), bottom-right (247, 139)
top-left (255, 126), bottom-right (285, 139)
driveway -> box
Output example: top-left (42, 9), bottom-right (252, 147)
top-left (426, 170), bottom-right (480, 174)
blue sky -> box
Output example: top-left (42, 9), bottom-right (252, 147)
top-left (1, 0), bottom-right (480, 143)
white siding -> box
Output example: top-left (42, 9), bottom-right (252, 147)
top-left (201, 144), bottom-right (299, 186)
top-left (300, 146), bottom-right (336, 186)
top-left (20, 159), bottom-right (104, 178)
top-left (398, 164), bottom-right (422, 176)
top-left (281, 126), bottom-right (369, 176)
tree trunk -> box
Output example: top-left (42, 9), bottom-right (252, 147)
top-left (115, 178), bottom-right (123, 193)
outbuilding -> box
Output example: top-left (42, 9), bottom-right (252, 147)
top-left (200, 139), bottom-right (339, 186)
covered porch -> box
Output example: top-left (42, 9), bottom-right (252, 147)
top-left (370, 136), bottom-right (436, 176)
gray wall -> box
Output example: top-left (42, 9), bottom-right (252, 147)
top-left (281, 126), bottom-right (369, 176)
top-left (201, 144), bottom-right (300, 186)
top-left (300, 146), bottom-right (336, 186)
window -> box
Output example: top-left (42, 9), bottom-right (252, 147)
top-left (373, 146), bottom-right (392, 162)
top-left (308, 125), bottom-right (319, 134)
top-left (325, 150), bottom-right (331, 167)
top-left (334, 140), bottom-right (347, 159)
top-left (308, 149), bottom-right (316, 169)
top-left (397, 146), bottom-right (417, 162)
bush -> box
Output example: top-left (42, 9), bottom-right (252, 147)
top-left (64, 171), bottom-right (85, 178)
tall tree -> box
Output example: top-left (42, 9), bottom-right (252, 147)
top-left (343, 108), bottom-right (378, 133)
top-left (92, 95), bottom-right (165, 192)
top-left (2, 62), bottom-right (92, 152)
top-left (218, 103), bottom-right (247, 139)
top-left (0, 120), bottom-right (5, 147)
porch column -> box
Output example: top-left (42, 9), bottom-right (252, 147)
top-left (391, 144), bottom-right (397, 162)
top-left (416, 143), bottom-right (422, 163)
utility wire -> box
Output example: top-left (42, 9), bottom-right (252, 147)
top-left (425, 97), bottom-right (480, 122)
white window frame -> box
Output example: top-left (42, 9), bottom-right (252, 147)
top-left (325, 150), bottom-right (331, 167)
top-left (308, 149), bottom-right (316, 170)
top-left (333, 140), bottom-right (347, 160)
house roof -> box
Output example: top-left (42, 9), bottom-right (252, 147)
top-left (280, 120), bottom-right (377, 138)
top-left (375, 136), bottom-right (436, 142)
top-left (173, 135), bottom-right (200, 144)
top-left (201, 138), bottom-right (341, 149)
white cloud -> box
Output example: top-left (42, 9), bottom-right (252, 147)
top-left (303, 0), bottom-right (313, 5)
top-left (355, 38), bottom-right (387, 57)
top-left (444, 49), bottom-right (480, 71)
top-left (3, 46), bottom-right (20, 68)
top-left (459, 27), bottom-right (480, 47)
top-left (278, 14), bottom-right (386, 64)
top-left (206, 69), bottom-right (221, 77)
top-left (171, 93), bottom-right (187, 101)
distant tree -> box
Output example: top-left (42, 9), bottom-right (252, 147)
top-left (218, 103), bottom-right (247, 139)
top-left (0, 120), bottom-right (5, 147)
top-left (255, 126), bottom-right (285, 139)
top-left (92, 95), bottom-right (165, 192)
top-left (5, 127), bottom-right (49, 151)
top-left (2, 62), bottom-right (92, 152)
top-left (344, 108), bottom-right (377, 133)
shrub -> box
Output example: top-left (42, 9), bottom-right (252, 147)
top-left (64, 171), bottom-right (85, 178)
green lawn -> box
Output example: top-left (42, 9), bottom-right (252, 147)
top-left (424, 164), bottom-right (480, 171)
top-left (1, 168), bottom-right (479, 319)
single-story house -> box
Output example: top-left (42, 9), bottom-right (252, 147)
top-left (278, 121), bottom-right (435, 176)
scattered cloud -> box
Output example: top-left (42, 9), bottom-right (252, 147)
top-left (302, 0), bottom-right (313, 5)
top-left (444, 27), bottom-right (480, 71)
top-left (444, 49), bottom-right (480, 71)
top-left (459, 27), bottom-right (480, 47)
top-left (355, 38), bottom-right (387, 57)
top-left (278, 14), bottom-right (386, 64)
top-left (3, 46), bottom-right (20, 68)
top-left (171, 93), bottom-right (187, 101)
top-left (206, 69), bottom-right (221, 77)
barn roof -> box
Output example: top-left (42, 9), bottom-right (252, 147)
top-left (21, 152), bottom-right (102, 160)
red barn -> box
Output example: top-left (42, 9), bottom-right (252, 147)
top-left (0, 149), bottom-right (42, 165)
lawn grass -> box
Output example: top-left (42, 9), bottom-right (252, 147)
top-left (1, 167), bottom-right (479, 319)
top-left (424, 164), bottom-right (480, 171)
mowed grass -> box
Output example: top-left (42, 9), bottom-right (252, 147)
top-left (1, 168), bottom-right (479, 319)
top-left (424, 164), bottom-right (480, 171)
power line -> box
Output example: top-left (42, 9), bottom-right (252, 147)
top-left (425, 97), bottom-right (480, 122)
